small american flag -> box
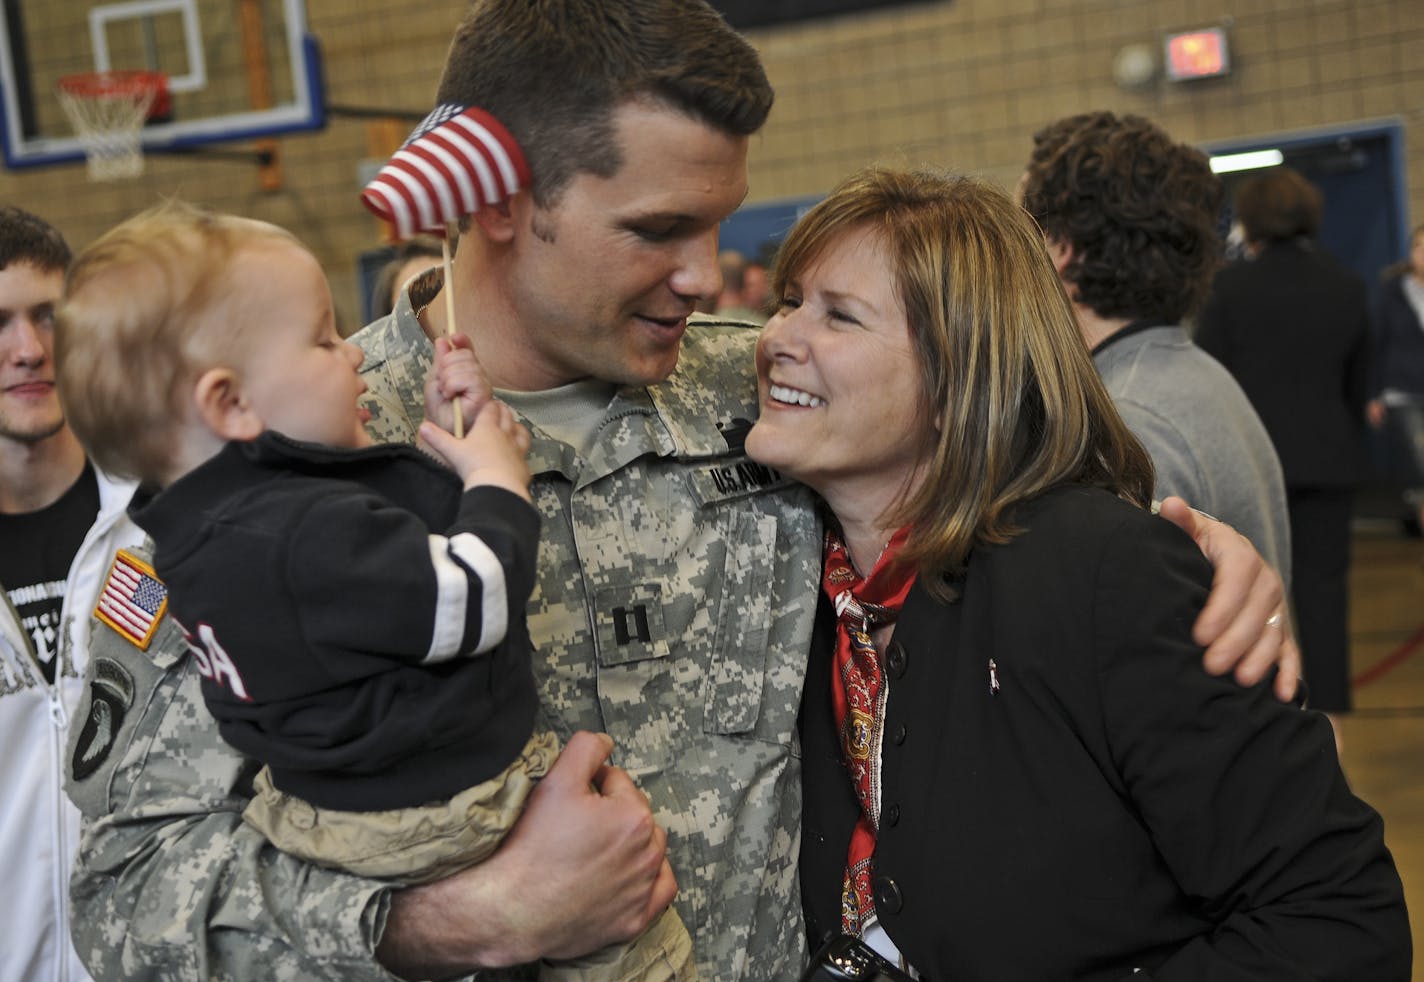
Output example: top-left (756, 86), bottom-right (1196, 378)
top-left (361, 103), bottom-right (530, 240)
top-left (94, 550), bottom-right (168, 650)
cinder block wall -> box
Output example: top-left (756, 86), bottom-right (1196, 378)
top-left (2, 0), bottom-right (1420, 331)
top-left (748, 0), bottom-right (1423, 205)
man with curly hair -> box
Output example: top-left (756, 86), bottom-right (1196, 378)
top-left (1019, 111), bottom-right (1291, 581)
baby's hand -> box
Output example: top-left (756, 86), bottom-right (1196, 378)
top-left (424, 335), bottom-right (492, 434)
top-left (419, 400), bottom-right (532, 501)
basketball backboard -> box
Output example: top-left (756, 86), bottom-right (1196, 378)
top-left (0, 0), bottom-right (324, 169)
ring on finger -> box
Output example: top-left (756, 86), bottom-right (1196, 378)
top-left (1266, 612), bottom-right (1283, 628)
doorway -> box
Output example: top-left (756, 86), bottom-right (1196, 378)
top-left (1204, 119), bottom-right (1409, 309)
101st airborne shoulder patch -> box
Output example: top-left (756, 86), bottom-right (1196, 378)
top-left (93, 549), bottom-right (168, 651)
top-left (71, 655), bottom-right (135, 781)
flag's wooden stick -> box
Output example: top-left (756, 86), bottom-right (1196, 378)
top-left (442, 223), bottom-right (463, 438)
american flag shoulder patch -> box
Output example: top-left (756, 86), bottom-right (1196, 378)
top-left (94, 549), bottom-right (169, 651)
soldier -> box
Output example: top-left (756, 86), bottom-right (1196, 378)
top-left (62, 3), bottom-right (1298, 980)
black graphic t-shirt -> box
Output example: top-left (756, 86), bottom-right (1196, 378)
top-left (0, 462), bottom-right (100, 684)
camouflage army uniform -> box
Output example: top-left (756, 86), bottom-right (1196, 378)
top-left (356, 290), bottom-right (822, 980)
top-left (64, 287), bottom-right (821, 981)
top-left (65, 544), bottom-right (395, 980)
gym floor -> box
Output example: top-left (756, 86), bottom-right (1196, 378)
top-left (1338, 511), bottom-right (1424, 976)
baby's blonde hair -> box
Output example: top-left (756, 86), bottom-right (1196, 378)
top-left (56, 201), bottom-right (294, 484)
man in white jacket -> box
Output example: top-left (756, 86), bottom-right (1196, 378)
top-left (0, 206), bottom-right (137, 982)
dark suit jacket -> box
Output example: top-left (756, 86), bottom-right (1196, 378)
top-left (1196, 240), bottom-right (1371, 488)
top-left (800, 486), bottom-right (1410, 981)
top-left (1374, 272), bottom-right (1424, 396)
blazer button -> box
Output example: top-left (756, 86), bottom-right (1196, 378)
top-left (884, 641), bottom-right (907, 678)
top-left (872, 874), bottom-right (903, 914)
top-left (892, 723), bottom-right (907, 745)
top-left (884, 803), bottom-right (901, 827)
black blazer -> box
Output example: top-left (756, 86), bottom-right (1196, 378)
top-left (800, 486), bottom-right (1410, 981)
top-left (1374, 272), bottom-right (1424, 396)
top-left (1196, 240), bottom-right (1371, 488)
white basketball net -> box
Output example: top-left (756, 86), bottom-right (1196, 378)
top-left (57, 74), bottom-right (161, 181)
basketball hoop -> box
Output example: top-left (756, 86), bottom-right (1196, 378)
top-left (56, 70), bottom-right (169, 181)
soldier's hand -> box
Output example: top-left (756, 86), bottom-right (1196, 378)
top-left (1159, 496), bottom-right (1300, 702)
top-left (376, 731), bottom-right (673, 975)
top-left (522, 731), bottom-right (677, 959)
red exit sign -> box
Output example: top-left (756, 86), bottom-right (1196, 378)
top-left (1165, 27), bottom-right (1231, 81)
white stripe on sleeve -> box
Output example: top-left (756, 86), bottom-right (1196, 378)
top-left (424, 534), bottom-right (468, 663)
top-left (422, 532), bottom-right (509, 663)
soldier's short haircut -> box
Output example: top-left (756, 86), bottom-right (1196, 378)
top-left (436, 0), bottom-right (773, 207)
top-left (0, 205), bottom-right (71, 273)
top-left (56, 201), bottom-right (295, 484)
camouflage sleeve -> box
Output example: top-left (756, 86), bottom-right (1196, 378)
top-left (352, 304), bottom-right (432, 447)
top-left (66, 598), bottom-right (404, 981)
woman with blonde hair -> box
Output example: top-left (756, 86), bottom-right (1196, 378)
top-left (746, 167), bottom-right (1409, 980)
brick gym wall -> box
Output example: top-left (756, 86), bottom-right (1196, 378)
top-left (2, 0), bottom-right (1420, 332)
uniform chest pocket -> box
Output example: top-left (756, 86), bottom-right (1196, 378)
top-left (591, 582), bottom-right (671, 666)
top-left (704, 510), bottom-right (777, 734)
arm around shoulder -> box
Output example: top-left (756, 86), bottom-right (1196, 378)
top-left (1156, 496), bottom-right (1299, 700)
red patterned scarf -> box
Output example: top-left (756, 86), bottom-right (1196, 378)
top-left (821, 524), bottom-right (917, 935)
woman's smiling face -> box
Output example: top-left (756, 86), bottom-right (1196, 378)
top-left (746, 225), bottom-right (929, 505)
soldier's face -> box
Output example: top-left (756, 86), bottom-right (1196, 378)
top-left (0, 262), bottom-right (66, 447)
top-left (500, 99), bottom-right (749, 391)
